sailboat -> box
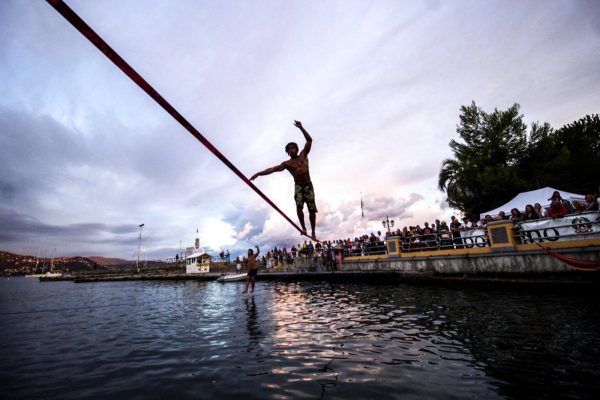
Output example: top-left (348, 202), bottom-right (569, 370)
top-left (25, 248), bottom-right (44, 278)
top-left (43, 248), bottom-right (63, 278)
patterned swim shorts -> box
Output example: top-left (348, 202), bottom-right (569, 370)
top-left (294, 182), bottom-right (318, 212)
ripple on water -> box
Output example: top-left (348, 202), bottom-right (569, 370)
top-left (1, 279), bottom-right (600, 399)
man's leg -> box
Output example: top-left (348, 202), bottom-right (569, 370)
top-left (243, 276), bottom-right (250, 293)
top-left (297, 206), bottom-right (307, 234)
top-left (250, 276), bottom-right (255, 292)
top-left (309, 210), bottom-right (317, 241)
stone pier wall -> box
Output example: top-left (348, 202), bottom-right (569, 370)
top-left (341, 248), bottom-right (600, 275)
top-left (266, 247), bottom-right (600, 276)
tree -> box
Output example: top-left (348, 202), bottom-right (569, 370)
top-left (517, 114), bottom-right (600, 195)
top-left (554, 114), bottom-right (600, 194)
top-left (438, 102), bottom-right (529, 220)
top-left (516, 122), bottom-right (570, 189)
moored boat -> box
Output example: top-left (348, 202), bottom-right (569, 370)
top-left (216, 273), bottom-right (247, 283)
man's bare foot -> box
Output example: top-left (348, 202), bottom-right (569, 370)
top-left (300, 228), bottom-right (307, 236)
top-left (242, 290), bottom-right (247, 294)
top-left (311, 232), bottom-right (317, 241)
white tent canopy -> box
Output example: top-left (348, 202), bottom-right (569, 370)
top-left (480, 187), bottom-right (585, 220)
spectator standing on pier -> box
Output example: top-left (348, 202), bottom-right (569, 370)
top-left (461, 217), bottom-right (470, 227)
top-left (534, 203), bottom-right (547, 218)
top-left (523, 204), bottom-right (540, 220)
top-left (585, 194), bottom-right (599, 212)
top-left (450, 216), bottom-right (463, 249)
top-left (509, 208), bottom-right (522, 221)
top-left (494, 211), bottom-right (508, 221)
top-left (484, 215), bottom-right (493, 225)
top-left (242, 246), bottom-right (260, 294)
top-left (547, 192), bottom-right (570, 217)
top-left (548, 191), bottom-right (575, 217)
top-left (439, 221), bottom-right (452, 248)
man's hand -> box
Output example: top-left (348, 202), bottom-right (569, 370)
top-left (294, 120), bottom-right (303, 129)
top-left (250, 173), bottom-right (258, 181)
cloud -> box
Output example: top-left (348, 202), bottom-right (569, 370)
top-left (1, 0), bottom-right (599, 259)
top-left (0, 208), bottom-right (139, 256)
top-left (236, 222), bottom-right (253, 240)
top-left (245, 192), bottom-right (423, 247)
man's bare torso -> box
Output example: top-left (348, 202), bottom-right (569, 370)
top-left (247, 255), bottom-right (258, 270)
top-left (284, 153), bottom-right (311, 186)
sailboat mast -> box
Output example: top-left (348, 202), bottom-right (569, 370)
top-left (41, 249), bottom-right (47, 273)
top-left (136, 223), bottom-right (144, 273)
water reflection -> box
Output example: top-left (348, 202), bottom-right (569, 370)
top-left (265, 283), bottom-right (600, 399)
top-left (244, 296), bottom-right (261, 343)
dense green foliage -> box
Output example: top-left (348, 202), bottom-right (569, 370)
top-left (438, 102), bottom-right (599, 220)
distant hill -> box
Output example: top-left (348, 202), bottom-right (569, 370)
top-left (88, 256), bottom-right (130, 266)
top-left (0, 250), bottom-right (123, 274)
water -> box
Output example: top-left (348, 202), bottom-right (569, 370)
top-left (1, 278), bottom-right (599, 399)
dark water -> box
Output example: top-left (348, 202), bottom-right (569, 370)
top-left (1, 278), bottom-right (599, 399)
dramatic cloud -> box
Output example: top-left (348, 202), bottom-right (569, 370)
top-left (1, 0), bottom-right (599, 258)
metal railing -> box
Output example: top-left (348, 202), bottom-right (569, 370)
top-left (392, 230), bottom-right (489, 252)
top-left (341, 241), bottom-right (387, 257)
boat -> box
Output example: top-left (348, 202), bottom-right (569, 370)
top-left (42, 270), bottom-right (63, 278)
top-left (41, 250), bottom-right (63, 278)
top-left (25, 248), bottom-right (44, 278)
top-left (216, 273), bottom-right (247, 283)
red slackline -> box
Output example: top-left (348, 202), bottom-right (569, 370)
top-left (46, 0), bottom-right (304, 235)
top-left (535, 242), bottom-right (600, 271)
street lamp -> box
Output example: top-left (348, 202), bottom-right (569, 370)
top-left (136, 223), bottom-right (144, 273)
top-left (382, 216), bottom-right (394, 232)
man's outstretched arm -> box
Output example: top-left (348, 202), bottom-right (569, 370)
top-left (250, 162), bottom-right (287, 181)
top-left (255, 246), bottom-right (260, 257)
top-left (294, 120), bottom-right (312, 155)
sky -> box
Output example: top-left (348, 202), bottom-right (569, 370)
top-left (1, 0), bottom-right (599, 260)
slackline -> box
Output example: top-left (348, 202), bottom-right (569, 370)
top-left (46, 0), bottom-right (304, 235)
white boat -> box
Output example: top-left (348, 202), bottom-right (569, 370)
top-left (42, 251), bottom-right (62, 277)
top-left (42, 271), bottom-right (63, 278)
top-left (216, 273), bottom-right (247, 283)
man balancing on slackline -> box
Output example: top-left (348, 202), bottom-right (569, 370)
top-left (250, 120), bottom-right (318, 241)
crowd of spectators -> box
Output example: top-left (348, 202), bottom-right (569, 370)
top-left (231, 191), bottom-right (599, 265)
top-left (245, 233), bottom-right (387, 268)
top-left (481, 191), bottom-right (599, 225)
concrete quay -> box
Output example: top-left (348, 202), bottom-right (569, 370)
top-left (37, 268), bottom-right (600, 292)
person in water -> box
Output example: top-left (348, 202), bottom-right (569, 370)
top-left (243, 246), bottom-right (260, 293)
top-left (250, 120), bottom-right (318, 240)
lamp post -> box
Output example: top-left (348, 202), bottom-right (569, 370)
top-left (136, 223), bottom-right (144, 273)
top-left (382, 216), bottom-right (394, 233)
